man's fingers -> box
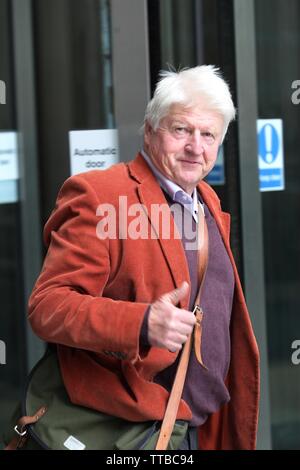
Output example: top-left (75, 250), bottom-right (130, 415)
top-left (168, 344), bottom-right (182, 353)
top-left (148, 282), bottom-right (196, 351)
top-left (161, 281), bottom-right (189, 306)
top-left (165, 330), bottom-right (191, 352)
top-left (176, 320), bottom-right (195, 335)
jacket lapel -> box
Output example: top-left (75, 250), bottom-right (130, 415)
top-left (127, 154), bottom-right (190, 309)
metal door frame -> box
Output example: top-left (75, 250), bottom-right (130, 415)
top-left (12, 0), bottom-right (44, 371)
top-left (110, 0), bottom-right (151, 163)
top-left (233, 0), bottom-right (272, 450)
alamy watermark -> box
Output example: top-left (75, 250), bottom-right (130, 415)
top-left (291, 340), bottom-right (300, 365)
top-left (0, 79), bottom-right (6, 105)
top-left (0, 339), bottom-right (6, 365)
top-left (291, 80), bottom-right (300, 105)
top-left (95, 197), bottom-right (205, 251)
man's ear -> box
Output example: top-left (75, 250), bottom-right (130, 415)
top-left (145, 121), bottom-right (153, 134)
top-left (144, 121), bottom-right (154, 146)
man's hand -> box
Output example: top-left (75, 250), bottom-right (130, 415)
top-left (148, 282), bottom-right (196, 352)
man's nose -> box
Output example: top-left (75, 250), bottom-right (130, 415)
top-left (185, 130), bottom-right (204, 155)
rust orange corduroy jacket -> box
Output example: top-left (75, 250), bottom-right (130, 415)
top-left (28, 153), bottom-right (260, 450)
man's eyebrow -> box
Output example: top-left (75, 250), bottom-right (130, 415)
top-left (170, 120), bottom-right (190, 127)
top-left (171, 121), bottom-right (217, 132)
top-left (169, 118), bottom-right (220, 133)
top-left (201, 127), bottom-right (216, 133)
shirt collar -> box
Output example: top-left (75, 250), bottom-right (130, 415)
top-left (141, 150), bottom-right (203, 221)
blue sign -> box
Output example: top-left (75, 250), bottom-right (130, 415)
top-left (205, 146), bottom-right (225, 186)
top-left (257, 119), bottom-right (285, 191)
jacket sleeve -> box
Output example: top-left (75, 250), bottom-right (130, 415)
top-left (28, 173), bottom-right (149, 362)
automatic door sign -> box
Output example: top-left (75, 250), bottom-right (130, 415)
top-left (0, 131), bottom-right (18, 181)
top-left (0, 131), bottom-right (19, 204)
top-left (257, 119), bottom-right (285, 191)
top-left (69, 129), bottom-right (119, 176)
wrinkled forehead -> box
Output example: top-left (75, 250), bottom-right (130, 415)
top-left (161, 102), bottom-right (224, 129)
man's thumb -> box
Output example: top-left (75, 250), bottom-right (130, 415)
top-left (163, 281), bottom-right (189, 306)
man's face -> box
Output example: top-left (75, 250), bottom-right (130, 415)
top-left (144, 103), bottom-right (224, 195)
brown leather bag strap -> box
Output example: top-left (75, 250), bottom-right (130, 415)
top-left (4, 406), bottom-right (47, 450)
top-left (194, 203), bottom-right (209, 306)
top-left (155, 203), bottom-right (209, 450)
top-left (193, 207), bottom-right (209, 368)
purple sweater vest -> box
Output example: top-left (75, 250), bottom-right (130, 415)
top-left (140, 194), bottom-right (234, 426)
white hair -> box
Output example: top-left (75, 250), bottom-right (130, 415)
top-left (143, 65), bottom-right (236, 142)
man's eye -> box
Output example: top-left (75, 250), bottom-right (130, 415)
top-left (202, 132), bottom-right (215, 142)
top-left (174, 127), bottom-right (188, 134)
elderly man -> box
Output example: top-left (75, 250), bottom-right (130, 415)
top-left (28, 66), bottom-right (259, 450)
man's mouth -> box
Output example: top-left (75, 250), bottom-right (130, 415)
top-left (179, 159), bottom-right (201, 165)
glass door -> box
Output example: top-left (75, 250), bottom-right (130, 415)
top-left (33, 0), bottom-right (115, 222)
top-left (255, 0), bottom-right (300, 449)
top-left (0, 0), bottom-right (27, 443)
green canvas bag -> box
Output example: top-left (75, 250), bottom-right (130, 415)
top-left (3, 347), bottom-right (188, 450)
